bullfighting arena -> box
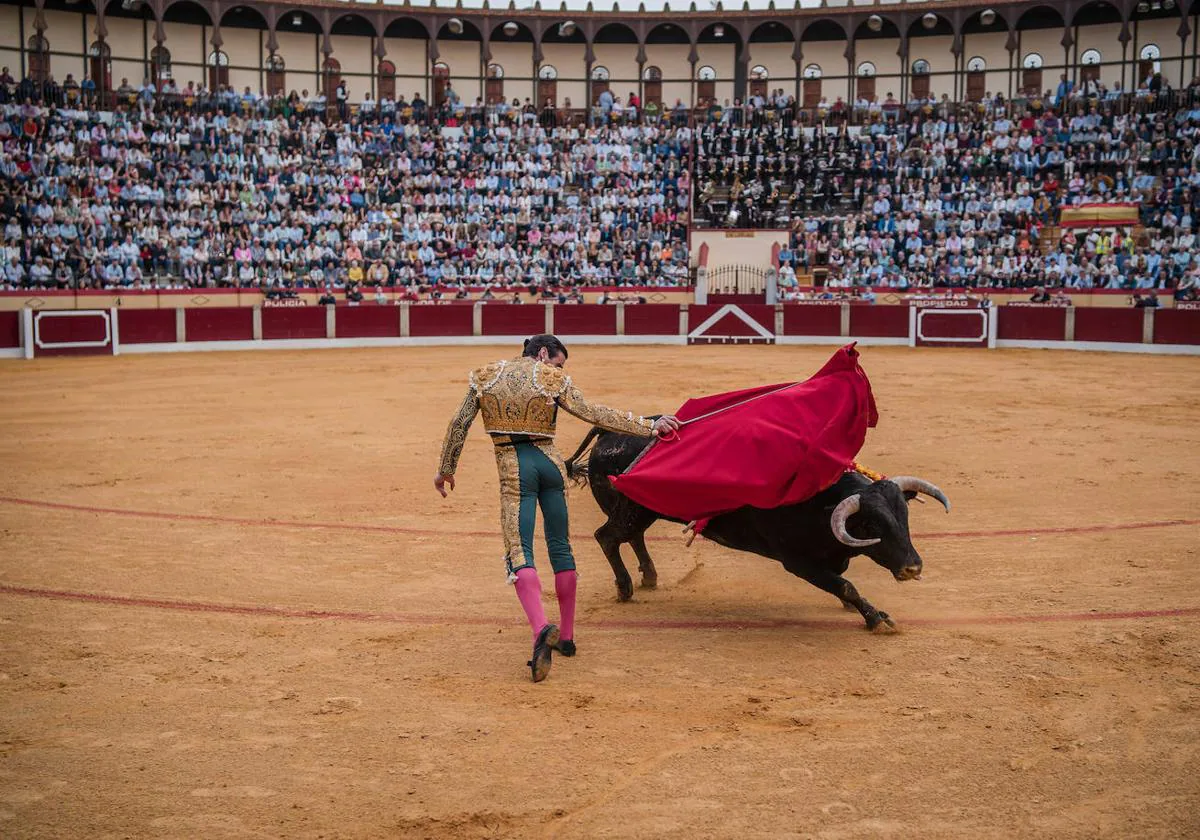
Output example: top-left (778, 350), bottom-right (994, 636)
top-left (1, 344), bottom-right (1198, 839)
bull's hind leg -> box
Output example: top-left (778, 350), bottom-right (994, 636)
top-left (595, 521), bottom-right (634, 602)
top-left (629, 533), bottom-right (658, 589)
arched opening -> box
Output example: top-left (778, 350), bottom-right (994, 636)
top-left (744, 17), bottom-right (792, 105)
top-left (323, 57), bottom-right (342, 110)
top-left (207, 49), bottom-right (230, 91)
top-left (697, 21), bottom-right (740, 45)
top-left (908, 14), bottom-right (953, 40)
top-left (150, 45), bottom-right (171, 90)
top-left (162, 0), bottom-right (212, 27)
top-left (279, 10), bottom-right (322, 35)
top-left (594, 23), bottom-right (637, 44)
top-left (88, 41), bottom-right (112, 99)
top-left (910, 59), bottom-right (932, 100)
top-left (376, 60), bottom-right (396, 102)
top-left (485, 63), bottom-right (503, 107)
top-left (1021, 51), bottom-right (1045, 97)
top-left (696, 64), bottom-right (717, 107)
top-left (591, 65), bottom-right (611, 106)
top-left (856, 61), bottom-right (876, 104)
top-left (332, 14), bottom-right (375, 38)
top-left (1079, 48), bottom-right (1102, 87)
top-left (643, 65), bottom-right (663, 107)
top-left (266, 54), bottom-right (286, 97)
top-left (749, 21), bottom-right (793, 45)
top-left (542, 21), bottom-right (586, 46)
top-left (103, 0), bottom-right (152, 24)
top-left (490, 21), bottom-right (533, 43)
top-left (645, 23), bottom-right (689, 45)
top-left (749, 64), bottom-right (769, 100)
top-left (432, 61), bottom-right (451, 109)
top-left (962, 9), bottom-right (1008, 36)
top-left (966, 55), bottom-right (987, 101)
top-left (537, 64), bottom-right (558, 108)
top-left (802, 63), bottom-right (822, 109)
top-left (1138, 44), bottom-right (1161, 86)
top-left (221, 6), bottom-right (268, 31)
top-left (437, 19), bottom-right (482, 43)
top-left (1073, 1), bottom-right (1123, 27)
top-left (855, 16), bottom-right (901, 41)
top-left (27, 34), bottom-right (49, 84)
top-left (1015, 5), bottom-right (1065, 31)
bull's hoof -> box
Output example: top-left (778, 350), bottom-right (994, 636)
top-left (639, 576), bottom-right (658, 590)
top-left (615, 576), bottom-right (634, 602)
top-left (867, 611), bottom-right (898, 633)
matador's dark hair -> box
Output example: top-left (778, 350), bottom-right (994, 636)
top-left (522, 334), bottom-right (569, 361)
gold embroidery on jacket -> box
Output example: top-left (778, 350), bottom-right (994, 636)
top-left (438, 387), bottom-right (480, 476)
top-left (438, 356), bottom-right (655, 476)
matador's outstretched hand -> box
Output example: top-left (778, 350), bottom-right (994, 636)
top-left (434, 473), bottom-right (456, 498)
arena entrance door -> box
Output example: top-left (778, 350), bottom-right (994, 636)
top-left (705, 264), bottom-right (771, 305)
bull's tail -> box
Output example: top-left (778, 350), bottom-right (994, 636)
top-left (564, 426), bottom-right (604, 487)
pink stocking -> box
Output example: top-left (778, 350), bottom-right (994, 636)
top-left (513, 567), bottom-right (548, 641)
top-left (554, 570), bottom-right (577, 642)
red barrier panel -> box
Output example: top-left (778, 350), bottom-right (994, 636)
top-left (915, 309), bottom-right (989, 347)
top-left (1153, 309), bottom-right (1200, 345)
top-left (554, 304), bottom-right (617, 336)
top-left (262, 306), bottom-right (326, 340)
top-left (409, 303), bottom-right (474, 337)
top-left (185, 307), bottom-right (254, 342)
top-left (0, 311), bottom-right (19, 348)
top-left (337, 305), bottom-right (401, 339)
top-left (1075, 307), bottom-right (1142, 343)
top-left (782, 304), bottom-right (840, 337)
top-left (32, 310), bottom-right (114, 357)
top-left (623, 304), bottom-right (680, 336)
top-left (481, 304), bottom-right (546, 336)
top-left (38, 311), bottom-right (107, 344)
top-left (118, 309), bottom-right (176, 344)
top-left (997, 306), bottom-right (1067, 341)
top-left (849, 305), bottom-right (909, 338)
top-left (688, 304), bottom-right (775, 336)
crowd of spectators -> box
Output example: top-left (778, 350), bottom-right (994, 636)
top-left (0, 68), bottom-right (693, 292)
top-left (2, 63), bottom-right (1200, 294)
top-left (698, 83), bottom-right (1200, 291)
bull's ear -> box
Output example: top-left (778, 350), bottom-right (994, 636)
top-left (903, 490), bottom-right (922, 503)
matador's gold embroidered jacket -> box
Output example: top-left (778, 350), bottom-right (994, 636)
top-left (438, 356), bottom-right (655, 476)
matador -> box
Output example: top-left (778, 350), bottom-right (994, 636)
top-left (435, 334), bottom-right (679, 682)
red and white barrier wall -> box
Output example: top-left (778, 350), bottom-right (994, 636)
top-left (2, 302), bottom-right (1197, 359)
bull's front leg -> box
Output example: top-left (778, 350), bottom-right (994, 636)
top-left (594, 521), bottom-right (634, 601)
top-left (800, 570), bottom-right (897, 633)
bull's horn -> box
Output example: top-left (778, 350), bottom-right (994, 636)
top-left (830, 494), bottom-right (880, 548)
top-left (889, 476), bottom-right (951, 512)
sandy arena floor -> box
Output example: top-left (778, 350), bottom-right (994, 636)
top-left (1, 345), bottom-right (1198, 839)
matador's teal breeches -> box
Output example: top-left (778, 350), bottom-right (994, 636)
top-left (493, 437), bottom-right (576, 577)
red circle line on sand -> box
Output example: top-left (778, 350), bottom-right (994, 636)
top-left (1, 583), bottom-right (1199, 631)
top-left (1, 495), bottom-right (1198, 543)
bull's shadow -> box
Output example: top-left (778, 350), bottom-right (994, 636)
top-left (566, 427), bottom-right (951, 632)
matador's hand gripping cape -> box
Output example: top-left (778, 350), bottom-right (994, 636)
top-left (609, 344), bottom-right (878, 529)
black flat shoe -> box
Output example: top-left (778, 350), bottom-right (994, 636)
top-left (527, 623), bottom-right (560, 683)
top-left (553, 639), bottom-right (576, 657)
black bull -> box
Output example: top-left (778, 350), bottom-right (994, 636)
top-left (565, 427), bottom-right (951, 632)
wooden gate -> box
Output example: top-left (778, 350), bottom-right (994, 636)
top-left (707, 264), bottom-right (770, 301)
top-left (377, 60), bottom-right (396, 101)
top-left (967, 70), bottom-right (986, 101)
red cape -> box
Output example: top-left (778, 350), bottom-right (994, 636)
top-left (609, 344), bottom-right (878, 526)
